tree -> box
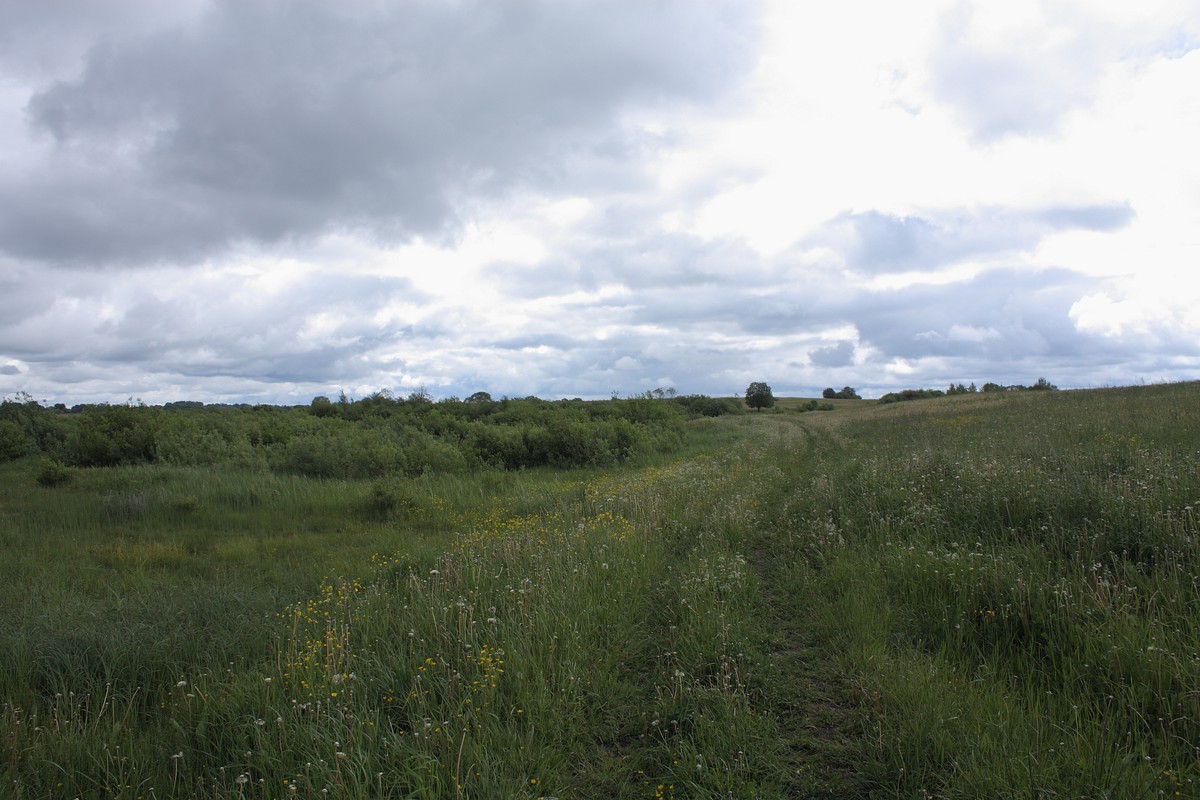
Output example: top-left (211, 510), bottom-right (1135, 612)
top-left (310, 395), bottom-right (337, 417)
top-left (745, 382), bottom-right (775, 411)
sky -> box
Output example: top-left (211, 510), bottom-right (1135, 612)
top-left (1, 0), bottom-right (1198, 405)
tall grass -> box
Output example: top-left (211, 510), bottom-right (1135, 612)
top-left (3, 384), bottom-right (1196, 798)
top-left (758, 383), bottom-right (1200, 798)
top-left (3, 418), bottom-right (803, 798)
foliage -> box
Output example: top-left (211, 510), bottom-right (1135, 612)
top-left (744, 381), bottom-right (776, 410)
top-left (309, 394), bottom-right (337, 417)
top-left (795, 399), bottom-right (835, 413)
top-left (885, 379), bottom-right (1058, 402)
top-left (34, 458), bottom-right (73, 487)
top-left (821, 386), bottom-right (861, 400)
top-left (982, 377), bottom-right (1059, 392)
top-left (879, 387), bottom-right (946, 404)
top-left (0, 397), bottom-right (68, 456)
top-left (670, 394), bottom-right (742, 417)
top-left (0, 419), bottom-right (35, 462)
top-left (62, 403), bottom-right (160, 467)
top-left (0, 393), bottom-right (692, 478)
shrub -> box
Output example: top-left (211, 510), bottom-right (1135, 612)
top-left (360, 477), bottom-right (420, 520)
top-left (671, 395), bottom-right (741, 417)
top-left (62, 405), bottom-right (159, 467)
top-left (879, 388), bottom-right (946, 404)
top-left (0, 419), bottom-right (36, 461)
top-left (35, 459), bottom-right (74, 487)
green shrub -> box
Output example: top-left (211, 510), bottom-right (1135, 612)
top-left (35, 459), bottom-right (74, 487)
top-left (360, 477), bottom-right (420, 519)
top-left (0, 419), bottom-right (36, 461)
top-left (63, 405), bottom-right (159, 466)
top-left (671, 394), bottom-right (741, 417)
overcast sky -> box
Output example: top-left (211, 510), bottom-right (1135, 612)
top-left (2, 0), bottom-right (1198, 404)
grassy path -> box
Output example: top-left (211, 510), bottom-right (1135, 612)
top-left (750, 551), bottom-right (870, 797)
top-left (736, 417), bottom-right (873, 798)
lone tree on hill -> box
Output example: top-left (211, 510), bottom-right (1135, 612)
top-left (745, 382), bottom-right (775, 411)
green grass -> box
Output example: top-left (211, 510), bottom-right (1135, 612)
top-left (2, 384), bottom-right (1198, 798)
top-left (754, 383), bottom-right (1200, 798)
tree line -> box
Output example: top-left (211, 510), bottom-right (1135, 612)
top-left (880, 378), bottom-right (1058, 404)
top-left (0, 391), bottom-right (744, 479)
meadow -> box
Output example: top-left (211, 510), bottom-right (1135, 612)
top-left (1, 383), bottom-right (1197, 798)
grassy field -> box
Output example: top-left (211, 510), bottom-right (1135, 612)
top-left (2, 383), bottom-right (1197, 798)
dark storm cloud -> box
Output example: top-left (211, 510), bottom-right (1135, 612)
top-left (3, 0), bottom-right (758, 267)
top-left (816, 204), bottom-right (1133, 273)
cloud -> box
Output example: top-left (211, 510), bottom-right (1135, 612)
top-left (0, 1), bottom-right (206, 79)
top-left (928, 1), bottom-right (1200, 143)
top-left (930, 44), bottom-right (1094, 143)
top-left (3, 0), bottom-right (759, 267)
top-left (0, 264), bottom-right (427, 391)
top-left (809, 341), bottom-right (856, 368)
top-left (852, 267), bottom-right (1095, 358)
top-left (814, 204), bottom-right (1134, 273)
